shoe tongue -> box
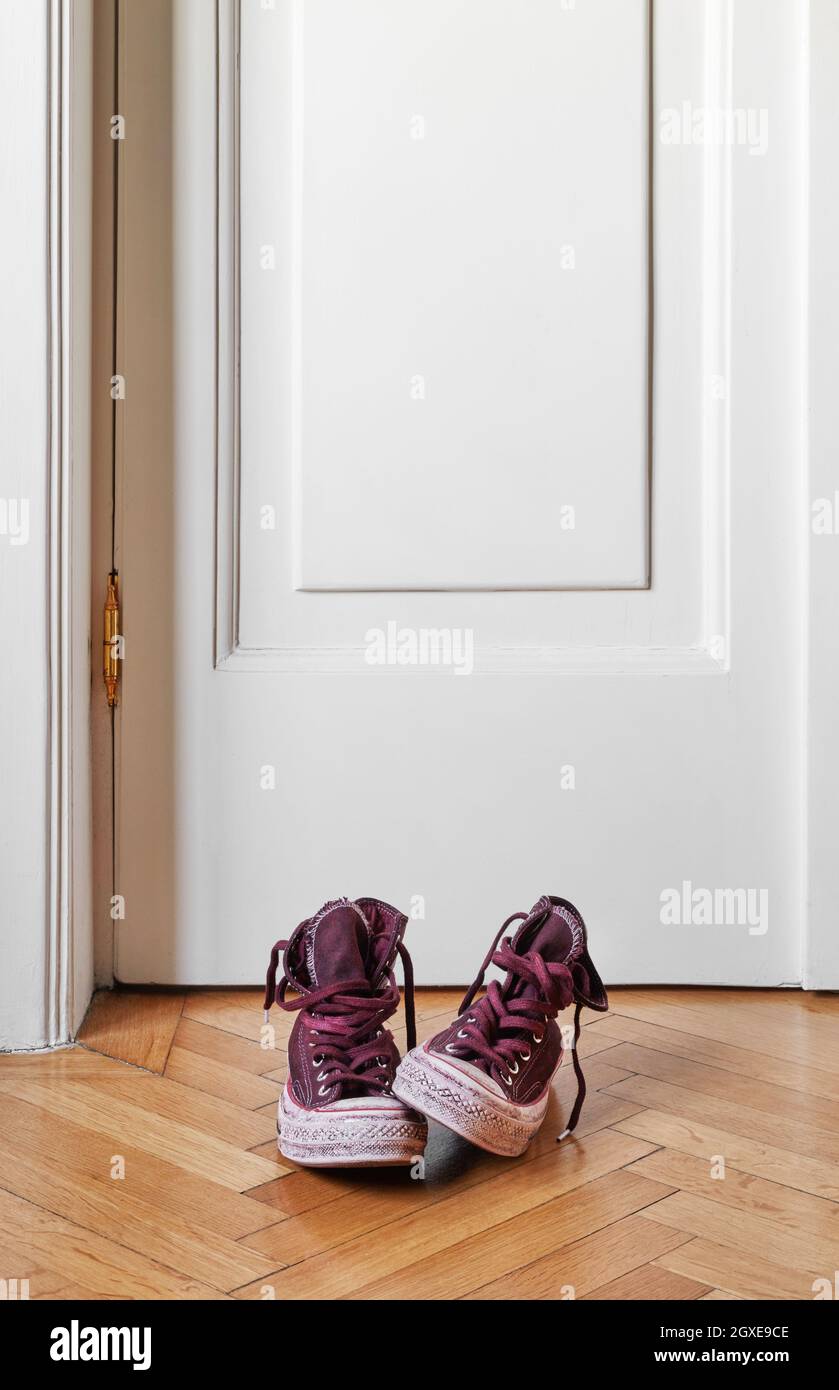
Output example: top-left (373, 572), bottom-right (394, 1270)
top-left (511, 901), bottom-right (580, 998)
top-left (306, 900), bottom-right (370, 987)
top-left (525, 910), bottom-right (577, 965)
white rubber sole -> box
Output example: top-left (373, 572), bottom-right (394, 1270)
top-left (392, 1043), bottom-right (557, 1157)
top-left (278, 1085), bottom-right (428, 1168)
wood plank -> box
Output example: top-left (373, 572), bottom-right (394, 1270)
top-left (261, 1063), bottom-right (288, 1086)
top-left (626, 1147), bottom-right (839, 1243)
top-left (0, 1048), bottom-right (142, 1078)
top-left (77, 990), bottom-right (184, 1072)
top-left (607, 990), bottom-right (839, 1077)
top-left (414, 989), bottom-right (468, 1020)
top-left (0, 1092), bottom-right (278, 1239)
top-left (0, 1251), bottom-right (74, 1300)
top-left (0, 1188), bottom-right (228, 1300)
top-left (164, 1046), bottom-right (281, 1111)
top-left (33, 1284), bottom-right (117, 1300)
top-left (604, 1072), bottom-right (839, 1163)
top-left (581, 1263), bottom-right (709, 1300)
top-left (657, 987), bottom-right (839, 1043)
top-left (613, 1109), bottom-right (839, 1202)
top-left (173, 1016), bottom-right (285, 1076)
top-left (641, 1190), bottom-right (838, 1278)
top-left (603, 1041), bottom-right (839, 1136)
top-left (588, 1013), bottom-right (839, 1102)
top-left (464, 1214), bottom-right (691, 1302)
top-left (182, 994), bottom-right (283, 1046)
top-left (234, 1131), bottom-right (658, 1298)
top-left (0, 1130), bottom-right (281, 1291)
top-left (655, 1238), bottom-right (814, 1301)
top-left (200, 989), bottom-right (265, 1011)
top-left (699, 1288), bottom-right (744, 1300)
top-left (76, 1072), bottom-right (277, 1149)
top-left (0, 1080), bottom-right (281, 1192)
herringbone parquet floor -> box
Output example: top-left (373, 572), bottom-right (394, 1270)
top-left (0, 987), bottom-right (837, 1299)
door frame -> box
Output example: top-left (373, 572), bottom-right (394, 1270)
top-left (0, 0), bottom-right (93, 1050)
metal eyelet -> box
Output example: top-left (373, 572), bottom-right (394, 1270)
top-left (466, 1016), bottom-right (476, 1023)
top-left (445, 1043), bottom-right (457, 1053)
top-left (502, 1072), bottom-right (513, 1086)
top-left (508, 1059), bottom-right (519, 1075)
top-left (519, 1049), bottom-right (531, 1062)
top-left (316, 1070), bottom-right (327, 1081)
top-left (317, 1084), bottom-right (330, 1096)
top-left (533, 1033), bottom-right (544, 1045)
top-left (312, 1054), bottom-right (324, 1066)
top-left (457, 1029), bottom-right (468, 1039)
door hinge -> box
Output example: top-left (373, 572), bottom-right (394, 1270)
top-left (103, 570), bottom-right (121, 708)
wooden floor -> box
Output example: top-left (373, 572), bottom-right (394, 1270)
top-left (1, 987), bottom-right (837, 1300)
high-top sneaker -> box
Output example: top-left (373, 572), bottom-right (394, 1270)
top-left (264, 898), bottom-right (428, 1167)
top-left (392, 895), bottom-right (608, 1157)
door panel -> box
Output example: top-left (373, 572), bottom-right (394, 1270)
top-left (291, 0), bottom-right (649, 591)
top-left (116, 0), bottom-right (806, 988)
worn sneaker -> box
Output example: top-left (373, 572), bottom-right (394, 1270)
top-left (392, 895), bottom-right (608, 1157)
top-left (264, 897), bottom-right (428, 1167)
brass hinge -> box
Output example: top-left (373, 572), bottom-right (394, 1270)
top-left (103, 571), bottom-right (121, 707)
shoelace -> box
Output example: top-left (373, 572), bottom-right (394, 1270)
top-left (450, 912), bottom-right (587, 1140)
top-left (263, 939), bottom-right (416, 1096)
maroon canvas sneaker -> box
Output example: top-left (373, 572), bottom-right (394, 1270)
top-left (264, 898), bottom-right (427, 1167)
top-left (392, 895), bottom-right (608, 1157)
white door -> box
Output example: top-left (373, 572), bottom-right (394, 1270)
top-left (111, 0), bottom-right (812, 988)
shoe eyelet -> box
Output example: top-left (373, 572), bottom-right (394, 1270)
top-left (316, 1070), bottom-right (327, 1081)
top-left (533, 1033), bottom-right (544, 1045)
top-left (445, 1043), bottom-right (457, 1053)
top-left (312, 1054), bottom-right (324, 1066)
top-left (502, 1072), bottom-right (513, 1086)
top-left (508, 1059), bottom-right (519, 1075)
top-left (519, 1049), bottom-right (531, 1062)
top-left (466, 1016), bottom-right (476, 1023)
top-left (456, 1029), bottom-right (468, 1039)
top-left (317, 1084), bottom-right (330, 1097)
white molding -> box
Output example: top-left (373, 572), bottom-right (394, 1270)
top-left (215, 0), bottom-right (240, 668)
top-left (804, 0), bottom-right (839, 988)
top-left (47, 0), bottom-right (73, 1043)
top-left (700, 0), bottom-right (732, 662)
top-left (217, 644), bottom-right (724, 677)
top-left (48, 0), bottom-right (93, 1042)
top-left (215, 0), bottom-right (730, 675)
top-left (0, 0), bottom-right (92, 1048)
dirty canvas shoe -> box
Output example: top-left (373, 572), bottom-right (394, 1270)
top-left (392, 895), bottom-right (608, 1157)
top-left (264, 898), bottom-right (427, 1167)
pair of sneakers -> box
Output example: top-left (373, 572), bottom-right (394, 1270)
top-left (263, 894), bottom-right (608, 1167)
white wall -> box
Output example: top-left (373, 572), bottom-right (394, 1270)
top-left (0, 0), bottom-right (93, 1049)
